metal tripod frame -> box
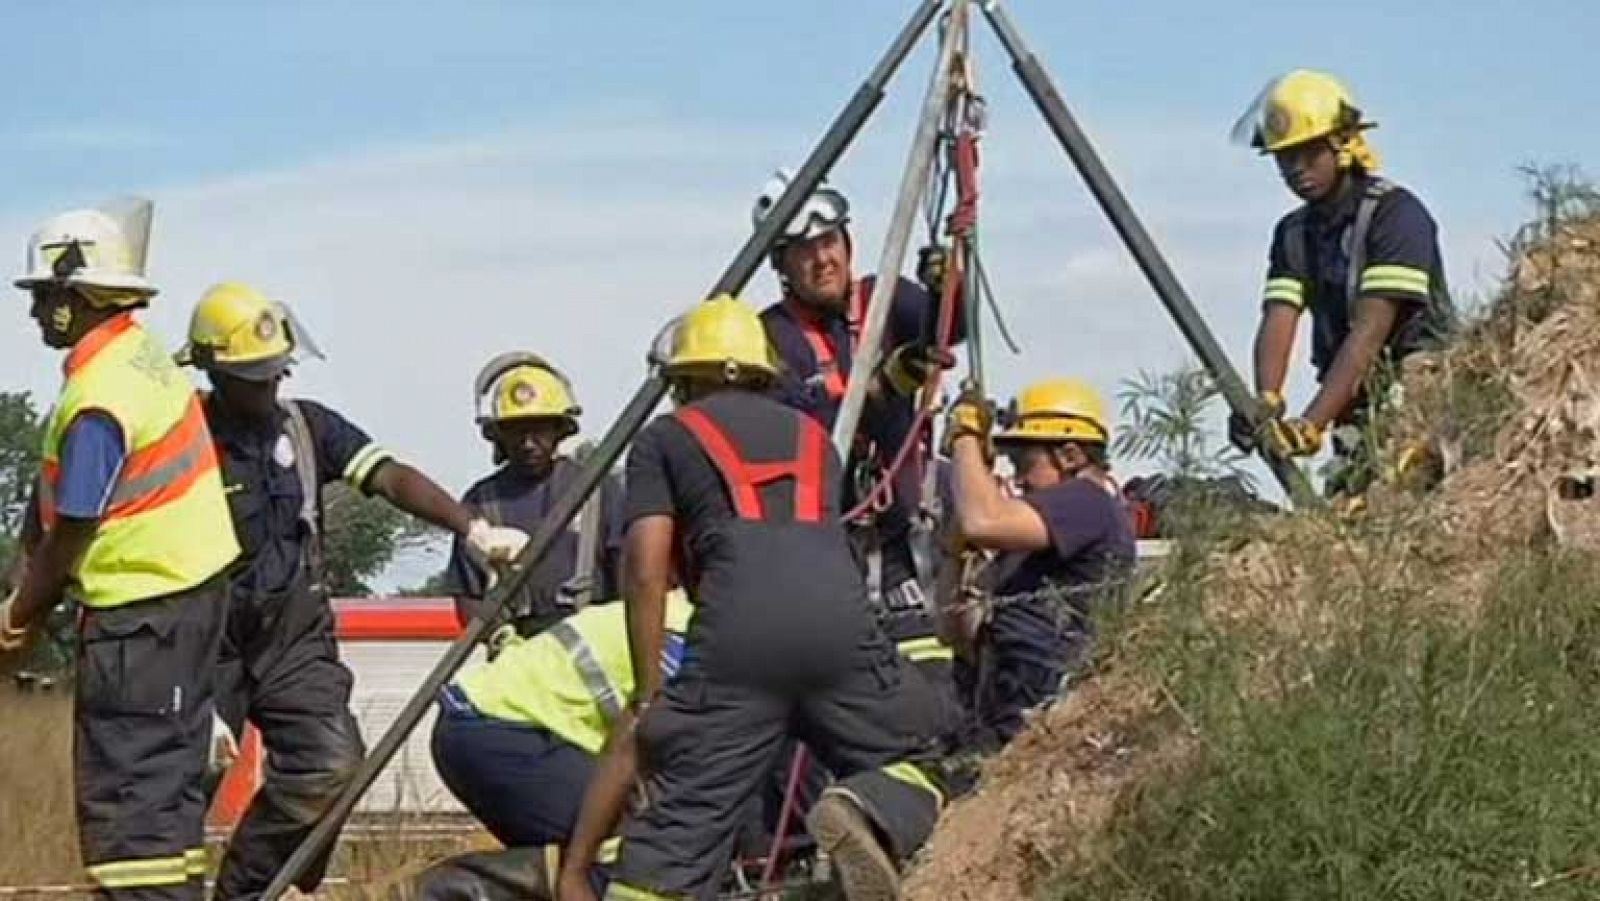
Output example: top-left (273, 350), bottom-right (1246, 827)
top-left (262, 2), bottom-right (1311, 895)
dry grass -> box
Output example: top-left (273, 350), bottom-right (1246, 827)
top-left (0, 690), bottom-right (79, 885)
top-left (0, 689), bottom-right (483, 897)
top-left (906, 214), bottom-right (1600, 901)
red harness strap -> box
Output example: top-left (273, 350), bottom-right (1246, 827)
top-left (785, 279), bottom-right (875, 402)
top-left (674, 406), bottom-right (827, 523)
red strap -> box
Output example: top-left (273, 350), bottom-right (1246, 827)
top-left (674, 406), bottom-right (828, 523)
top-left (794, 319), bottom-right (846, 401)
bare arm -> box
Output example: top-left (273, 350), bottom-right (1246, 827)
top-left (367, 461), bottom-right (475, 537)
top-left (1302, 297), bottom-right (1401, 427)
top-left (557, 711), bottom-right (642, 901)
top-left (1253, 304), bottom-right (1301, 397)
top-left (949, 435), bottom-right (1049, 552)
top-left (622, 515), bottom-right (674, 706)
top-left (10, 518), bottom-right (96, 628)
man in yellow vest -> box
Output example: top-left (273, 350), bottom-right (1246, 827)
top-left (412, 591), bottom-right (692, 900)
top-left (0, 201), bottom-right (240, 900)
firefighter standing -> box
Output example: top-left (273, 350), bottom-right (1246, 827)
top-left (445, 354), bottom-right (624, 645)
top-left (0, 202), bottom-right (240, 899)
top-left (751, 170), bottom-right (962, 671)
top-left (941, 379), bottom-right (1135, 747)
top-left (176, 282), bottom-right (531, 899)
top-left (601, 295), bottom-right (946, 901)
top-left (1228, 70), bottom-right (1455, 496)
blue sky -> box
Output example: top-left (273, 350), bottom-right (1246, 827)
top-left (3, 1), bottom-right (1595, 587)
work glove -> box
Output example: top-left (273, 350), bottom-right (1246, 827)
top-left (941, 386), bottom-right (994, 460)
top-left (466, 518), bottom-right (530, 567)
top-left (1265, 417), bottom-right (1324, 458)
top-left (0, 591), bottom-right (30, 653)
top-left (210, 711), bottom-right (241, 772)
top-left (916, 244), bottom-right (951, 297)
top-left (1227, 390), bottom-right (1284, 454)
top-left (881, 342), bottom-right (956, 397)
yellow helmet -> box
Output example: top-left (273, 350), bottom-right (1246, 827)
top-left (663, 294), bottom-right (777, 382)
top-left (482, 363), bottom-right (581, 429)
top-left (177, 282), bottom-right (320, 381)
top-left (1235, 69), bottom-right (1372, 153)
top-left (997, 378), bottom-right (1110, 445)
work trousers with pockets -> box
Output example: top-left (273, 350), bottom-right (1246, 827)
top-left (957, 600), bottom-right (1092, 749)
top-left (211, 582), bottom-right (365, 900)
top-left (607, 633), bottom-right (946, 900)
top-left (430, 686), bottom-right (596, 848)
top-left (75, 574), bottom-right (227, 901)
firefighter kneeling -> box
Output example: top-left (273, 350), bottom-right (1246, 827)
top-left (593, 295), bottom-right (946, 901)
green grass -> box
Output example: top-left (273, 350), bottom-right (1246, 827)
top-left (1055, 545), bottom-right (1600, 901)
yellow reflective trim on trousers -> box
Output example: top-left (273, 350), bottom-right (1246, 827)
top-left (898, 635), bottom-right (954, 662)
top-left (883, 760), bottom-right (946, 811)
top-left (184, 846), bottom-right (208, 876)
top-left (1262, 277), bottom-right (1305, 308)
top-left (1360, 265), bottom-right (1429, 295)
top-left (87, 855), bottom-right (189, 889)
top-left (604, 882), bottom-right (681, 900)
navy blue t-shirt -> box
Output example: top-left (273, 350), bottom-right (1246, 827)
top-left (207, 396), bottom-right (391, 597)
top-left (1262, 175), bottom-right (1450, 379)
top-left (993, 478), bottom-right (1136, 616)
top-left (760, 274), bottom-right (964, 540)
top-left (444, 459), bottom-right (624, 614)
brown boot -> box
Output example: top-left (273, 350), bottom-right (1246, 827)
top-left (807, 788), bottom-right (900, 901)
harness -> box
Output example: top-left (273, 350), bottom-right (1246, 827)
top-left (475, 459), bottom-right (598, 628)
top-left (673, 406), bottom-right (828, 524)
top-left (786, 279), bottom-right (873, 403)
top-left (279, 399), bottom-right (326, 596)
top-left (1281, 176), bottom-right (1394, 316)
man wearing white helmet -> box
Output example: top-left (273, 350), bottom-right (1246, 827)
top-left (2, 201), bottom-right (240, 900)
top-left (176, 281), bottom-right (531, 899)
top-left (751, 170), bottom-right (964, 664)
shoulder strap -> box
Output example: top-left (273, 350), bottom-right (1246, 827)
top-left (280, 400), bottom-right (321, 538)
top-left (547, 619), bottom-right (624, 724)
top-left (674, 403), bottom-right (827, 523)
top-left (562, 446), bottom-right (604, 609)
top-left (1281, 207), bottom-right (1311, 296)
top-left (1345, 177), bottom-right (1396, 309)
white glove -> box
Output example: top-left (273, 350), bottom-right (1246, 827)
top-left (466, 518), bottom-right (531, 567)
top-left (210, 712), bottom-right (241, 771)
top-left (0, 592), bottom-right (29, 653)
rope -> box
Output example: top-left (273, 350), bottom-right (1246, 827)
top-left (841, 46), bottom-right (982, 525)
top-left (758, 745), bottom-right (810, 896)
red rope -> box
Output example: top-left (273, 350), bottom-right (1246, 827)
top-left (842, 127), bottom-right (979, 524)
top-left (759, 745), bottom-right (810, 895)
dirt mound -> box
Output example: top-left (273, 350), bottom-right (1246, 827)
top-left (904, 216), bottom-right (1600, 901)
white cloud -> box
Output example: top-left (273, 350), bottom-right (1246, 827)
top-left (0, 114), bottom-right (1510, 585)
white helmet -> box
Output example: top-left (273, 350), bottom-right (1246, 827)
top-left (15, 198), bottom-right (157, 300)
top-left (751, 168), bottom-right (851, 246)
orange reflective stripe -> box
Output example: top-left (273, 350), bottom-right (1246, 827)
top-left (62, 313), bottom-right (136, 378)
top-left (105, 398), bottom-right (221, 520)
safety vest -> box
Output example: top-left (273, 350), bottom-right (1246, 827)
top-left (785, 278), bottom-right (873, 402)
top-left (39, 314), bottom-right (239, 608)
top-left (456, 593), bottom-right (692, 756)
